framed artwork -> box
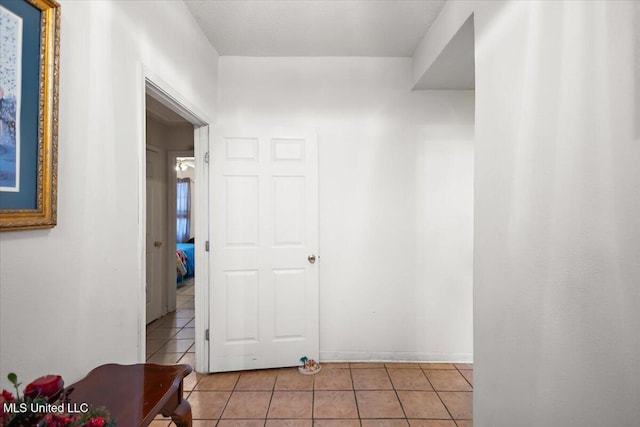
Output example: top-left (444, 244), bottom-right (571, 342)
top-left (0, 0), bottom-right (60, 231)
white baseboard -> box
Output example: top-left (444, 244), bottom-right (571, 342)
top-left (319, 350), bottom-right (473, 363)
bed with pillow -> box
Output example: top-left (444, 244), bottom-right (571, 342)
top-left (176, 242), bottom-right (195, 285)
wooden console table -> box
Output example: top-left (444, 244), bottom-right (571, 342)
top-left (66, 363), bottom-right (192, 427)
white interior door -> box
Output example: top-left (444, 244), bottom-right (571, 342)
top-left (146, 148), bottom-right (163, 324)
top-left (210, 128), bottom-right (319, 372)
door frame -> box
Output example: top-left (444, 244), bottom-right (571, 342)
top-left (138, 65), bottom-right (212, 372)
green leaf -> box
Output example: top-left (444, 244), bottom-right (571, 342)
top-left (7, 372), bottom-right (18, 385)
top-left (7, 372), bottom-right (22, 399)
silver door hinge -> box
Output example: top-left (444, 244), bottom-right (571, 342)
top-left (205, 241), bottom-right (210, 252)
top-left (205, 329), bottom-right (210, 341)
top-left (204, 152), bottom-right (209, 163)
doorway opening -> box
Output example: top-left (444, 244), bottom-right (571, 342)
top-left (139, 72), bottom-right (211, 373)
top-left (175, 154), bottom-right (196, 290)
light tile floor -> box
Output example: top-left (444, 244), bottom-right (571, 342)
top-left (147, 284), bottom-right (473, 427)
top-left (146, 280), bottom-right (196, 365)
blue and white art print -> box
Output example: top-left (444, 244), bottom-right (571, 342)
top-left (0, 5), bottom-right (22, 192)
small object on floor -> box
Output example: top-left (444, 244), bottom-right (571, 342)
top-left (298, 356), bottom-right (321, 375)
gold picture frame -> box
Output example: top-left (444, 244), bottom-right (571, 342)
top-left (0, 0), bottom-right (60, 231)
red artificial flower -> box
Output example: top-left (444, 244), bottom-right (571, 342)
top-left (85, 417), bottom-right (106, 427)
top-left (0, 391), bottom-right (13, 422)
top-left (0, 395), bottom-right (7, 421)
top-left (24, 375), bottom-right (64, 400)
top-left (0, 390), bottom-right (14, 402)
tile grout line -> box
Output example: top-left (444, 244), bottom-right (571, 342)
top-left (455, 364), bottom-right (474, 389)
top-left (447, 364), bottom-right (474, 424)
top-left (215, 372), bottom-right (240, 425)
top-left (421, 366), bottom-right (458, 424)
top-left (386, 365), bottom-right (410, 424)
top-left (263, 372), bottom-right (277, 424)
top-left (348, 366), bottom-right (363, 426)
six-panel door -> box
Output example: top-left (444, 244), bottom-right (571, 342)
top-left (210, 128), bottom-right (319, 372)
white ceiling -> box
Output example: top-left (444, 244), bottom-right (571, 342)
top-left (183, 0), bottom-right (447, 57)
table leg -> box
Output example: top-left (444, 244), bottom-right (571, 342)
top-left (170, 399), bottom-right (192, 427)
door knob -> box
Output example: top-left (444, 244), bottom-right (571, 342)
top-left (154, 241), bottom-right (162, 247)
top-left (308, 254), bottom-right (316, 264)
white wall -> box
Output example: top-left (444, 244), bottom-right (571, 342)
top-left (416, 126), bottom-right (474, 358)
top-left (415, 1), bottom-right (640, 425)
top-left (0, 0), bottom-right (218, 387)
top-left (219, 57), bottom-right (474, 361)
